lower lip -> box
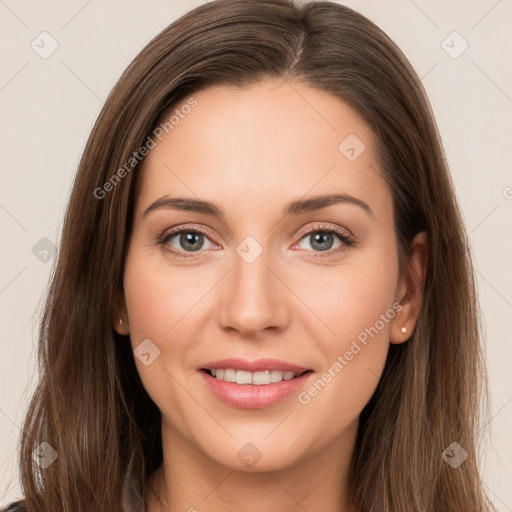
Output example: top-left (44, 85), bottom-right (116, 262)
top-left (200, 370), bottom-right (313, 409)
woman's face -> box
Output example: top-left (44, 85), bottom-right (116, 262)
top-left (121, 79), bottom-right (411, 472)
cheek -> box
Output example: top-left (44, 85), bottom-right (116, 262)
top-left (121, 248), bottom-right (209, 423)
top-left (121, 247), bottom-right (189, 395)
top-left (291, 251), bottom-right (398, 351)
top-left (122, 244), bottom-right (224, 383)
top-left (123, 247), bottom-right (212, 343)
top-left (123, 272), bottom-right (172, 345)
top-left (291, 249), bottom-right (398, 430)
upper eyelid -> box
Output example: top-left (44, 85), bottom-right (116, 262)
top-left (162, 223), bottom-right (217, 240)
top-left (295, 222), bottom-right (352, 239)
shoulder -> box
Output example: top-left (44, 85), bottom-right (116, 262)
top-left (0, 500), bottom-right (26, 512)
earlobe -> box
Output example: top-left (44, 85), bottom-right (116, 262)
top-left (113, 287), bottom-right (129, 335)
top-left (114, 316), bottom-right (129, 336)
top-left (390, 231), bottom-right (428, 344)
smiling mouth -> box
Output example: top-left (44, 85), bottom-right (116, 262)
top-left (202, 368), bottom-right (312, 385)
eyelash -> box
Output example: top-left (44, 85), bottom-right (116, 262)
top-left (156, 223), bottom-right (356, 259)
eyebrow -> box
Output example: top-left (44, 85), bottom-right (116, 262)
top-left (142, 193), bottom-right (373, 219)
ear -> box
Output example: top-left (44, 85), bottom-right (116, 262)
top-left (390, 231), bottom-right (428, 344)
top-left (113, 285), bottom-right (130, 336)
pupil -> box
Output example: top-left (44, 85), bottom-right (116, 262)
top-left (311, 232), bottom-right (333, 251)
top-left (181, 232), bottom-right (203, 251)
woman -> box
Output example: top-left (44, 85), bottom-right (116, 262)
top-left (3, 0), bottom-right (494, 510)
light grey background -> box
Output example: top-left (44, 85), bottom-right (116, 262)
top-left (1, 0), bottom-right (511, 508)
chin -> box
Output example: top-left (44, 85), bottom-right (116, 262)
top-left (200, 434), bottom-right (310, 473)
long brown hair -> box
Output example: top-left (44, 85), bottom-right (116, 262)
top-left (8, 0), bottom-right (493, 510)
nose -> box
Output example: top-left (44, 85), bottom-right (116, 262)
top-left (216, 244), bottom-right (290, 338)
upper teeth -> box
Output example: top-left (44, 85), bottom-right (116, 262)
top-left (209, 369), bottom-right (299, 385)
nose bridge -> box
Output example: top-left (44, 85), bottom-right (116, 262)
top-left (217, 236), bottom-right (288, 335)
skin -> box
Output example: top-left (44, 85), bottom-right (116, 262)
top-left (115, 78), bottom-right (427, 512)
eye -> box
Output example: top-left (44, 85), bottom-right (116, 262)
top-left (293, 223), bottom-right (355, 256)
top-left (158, 225), bottom-right (218, 257)
top-left (157, 223), bottom-right (355, 259)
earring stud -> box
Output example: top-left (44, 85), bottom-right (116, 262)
top-left (401, 326), bottom-right (407, 334)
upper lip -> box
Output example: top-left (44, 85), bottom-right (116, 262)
top-left (200, 358), bottom-right (310, 374)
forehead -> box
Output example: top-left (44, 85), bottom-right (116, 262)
top-left (137, 79), bottom-right (390, 219)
